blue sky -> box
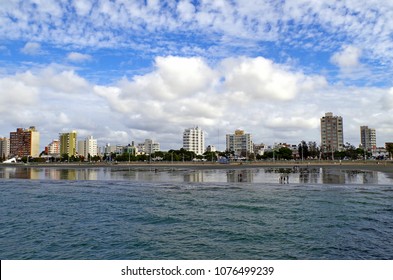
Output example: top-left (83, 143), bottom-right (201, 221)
top-left (1, 0), bottom-right (393, 151)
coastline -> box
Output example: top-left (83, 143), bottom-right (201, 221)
top-left (2, 160), bottom-right (393, 174)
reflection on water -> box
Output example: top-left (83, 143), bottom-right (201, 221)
top-left (0, 166), bottom-right (390, 184)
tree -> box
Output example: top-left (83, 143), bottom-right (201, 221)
top-left (203, 151), bottom-right (217, 162)
top-left (298, 140), bottom-right (309, 160)
top-left (386, 143), bottom-right (393, 160)
top-left (277, 147), bottom-right (293, 160)
top-left (308, 141), bottom-right (320, 159)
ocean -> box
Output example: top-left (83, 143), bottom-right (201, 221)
top-left (1, 166), bottom-right (392, 259)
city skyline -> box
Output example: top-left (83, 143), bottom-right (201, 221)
top-left (0, 115), bottom-right (384, 157)
top-left (1, 1), bottom-right (393, 150)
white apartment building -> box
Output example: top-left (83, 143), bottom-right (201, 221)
top-left (360, 126), bottom-right (376, 151)
top-left (143, 139), bottom-right (160, 154)
top-left (0, 137), bottom-right (10, 159)
top-left (226, 129), bottom-right (253, 157)
top-left (78, 136), bottom-right (98, 159)
top-left (183, 126), bottom-right (205, 155)
top-left (47, 139), bottom-right (60, 155)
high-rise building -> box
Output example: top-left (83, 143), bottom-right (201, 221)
top-left (46, 139), bottom-right (60, 156)
top-left (59, 131), bottom-right (77, 156)
top-left (183, 126), bottom-right (205, 155)
top-left (78, 136), bottom-right (98, 159)
top-left (143, 139), bottom-right (160, 155)
top-left (9, 126), bottom-right (40, 157)
top-left (360, 126), bottom-right (376, 151)
top-left (226, 129), bottom-right (253, 157)
top-left (0, 137), bottom-right (10, 159)
top-left (320, 112), bottom-right (344, 152)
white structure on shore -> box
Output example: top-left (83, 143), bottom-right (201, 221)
top-left (78, 136), bottom-right (98, 159)
top-left (183, 126), bottom-right (205, 155)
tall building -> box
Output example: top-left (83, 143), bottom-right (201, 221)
top-left (46, 139), bottom-right (60, 156)
top-left (143, 139), bottom-right (160, 155)
top-left (183, 126), bottom-right (205, 155)
top-left (59, 131), bottom-right (77, 156)
top-left (9, 126), bottom-right (40, 157)
top-left (320, 112), bottom-right (344, 152)
top-left (0, 137), bottom-right (10, 159)
top-left (78, 136), bottom-right (98, 159)
top-left (360, 126), bottom-right (376, 151)
top-left (226, 129), bottom-right (253, 157)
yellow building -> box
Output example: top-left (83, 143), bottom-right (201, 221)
top-left (59, 131), bottom-right (77, 156)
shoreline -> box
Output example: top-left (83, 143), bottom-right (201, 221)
top-left (1, 160), bottom-right (393, 173)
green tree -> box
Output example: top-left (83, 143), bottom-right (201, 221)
top-left (277, 147), bottom-right (293, 160)
top-left (386, 143), bottom-right (393, 159)
top-left (298, 140), bottom-right (309, 160)
top-left (203, 151), bottom-right (218, 162)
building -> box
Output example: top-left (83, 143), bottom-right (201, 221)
top-left (320, 112), bottom-right (344, 152)
top-left (360, 126), bottom-right (376, 151)
top-left (77, 136), bottom-right (98, 159)
top-left (136, 139), bottom-right (159, 155)
top-left (59, 131), bottom-right (77, 157)
top-left (46, 139), bottom-right (60, 156)
top-left (183, 126), bottom-right (205, 155)
top-left (206, 145), bottom-right (217, 152)
top-left (9, 126), bottom-right (40, 157)
top-left (0, 137), bottom-right (10, 160)
top-left (226, 129), bottom-right (253, 157)
top-left (143, 139), bottom-right (160, 155)
top-left (253, 143), bottom-right (267, 156)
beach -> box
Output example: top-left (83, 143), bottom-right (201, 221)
top-left (2, 160), bottom-right (392, 173)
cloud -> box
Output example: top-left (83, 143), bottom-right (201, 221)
top-left (94, 55), bottom-right (327, 145)
top-left (1, 0), bottom-right (392, 67)
top-left (20, 42), bottom-right (42, 55)
top-left (330, 45), bottom-right (362, 69)
top-left (221, 57), bottom-right (326, 101)
top-left (1, 55), bottom-right (392, 150)
top-left (67, 52), bottom-right (92, 62)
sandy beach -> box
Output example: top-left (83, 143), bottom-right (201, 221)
top-left (2, 160), bottom-right (393, 174)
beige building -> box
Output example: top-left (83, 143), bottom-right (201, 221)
top-left (77, 136), bottom-right (98, 159)
top-left (0, 137), bottom-right (10, 159)
top-left (360, 126), bottom-right (376, 151)
top-left (320, 112), bottom-right (344, 152)
top-left (9, 126), bottom-right (40, 157)
top-left (226, 129), bottom-right (253, 157)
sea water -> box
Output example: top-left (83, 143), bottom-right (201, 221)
top-left (0, 166), bottom-right (392, 259)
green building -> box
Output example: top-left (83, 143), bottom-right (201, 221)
top-left (59, 131), bottom-right (77, 157)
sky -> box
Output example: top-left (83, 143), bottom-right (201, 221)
top-left (1, 0), bottom-right (393, 151)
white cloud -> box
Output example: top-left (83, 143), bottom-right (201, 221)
top-left (20, 42), bottom-right (42, 55)
top-left (67, 52), bottom-right (92, 62)
top-left (221, 57), bottom-right (327, 101)
top-left (331, 45), bottom-right (362, 69)
top-left (1, 55), bottom-right (393, 150)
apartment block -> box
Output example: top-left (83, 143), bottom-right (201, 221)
top-left (320, 112), bottom-right (344, 152)
top-left (360, 126), bottom-right (376, 151)
top-left (0, 137), bottom-right (10, 159)
top-left (226, 129), bottom-right (253, 157)
top-left (9, 126), bottom-right (40, 157)
top-left (46, 139), bottom-right (60, 156)
top-left (78, 136), bottom-right (98, 158)
top-left (183, 126), bottom-right (205, 155)
top-left (59, 131), bottom-right (77, 156)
